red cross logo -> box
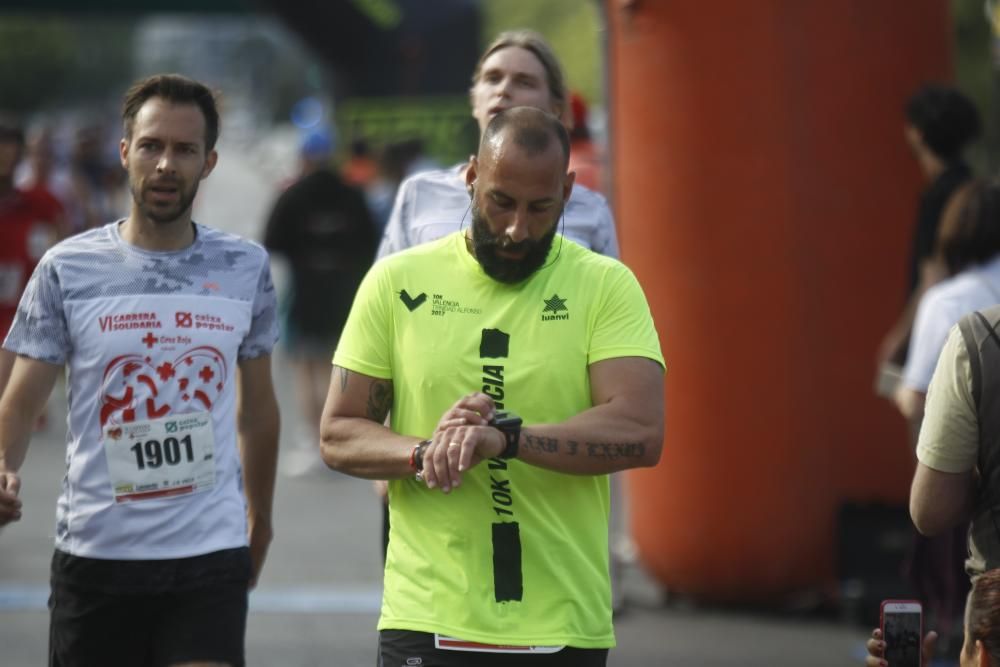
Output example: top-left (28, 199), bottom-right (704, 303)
top-left (141, 332), bottom-right (158, 349)
top-left (175, 312), bottom-right (193, 328)
top-left (198, 365), bottom-right (215, 383)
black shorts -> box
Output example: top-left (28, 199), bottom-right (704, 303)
top-left (48, 547), bottom-right (251, 667)
top-left (377, 629), bottom-right (609, 667)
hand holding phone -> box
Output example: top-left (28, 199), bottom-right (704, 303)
top-left (880, 600), bottom-right (923, 667)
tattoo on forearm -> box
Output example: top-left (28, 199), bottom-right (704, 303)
top-left (586, 442), bottom-right (646, 460)
top-left (366, 380), bottom-right (393, 422)
top-left (523, 434), bottom-right (558, 454)
top-left (522, 434), bottom-right (645, 460)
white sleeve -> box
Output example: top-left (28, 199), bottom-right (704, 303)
top-left (593, 195), bottom-right (620, 260)
top-left (902, 289), bottom-right (960, 392)
top-left (376, 177), bottom-right (416, 260)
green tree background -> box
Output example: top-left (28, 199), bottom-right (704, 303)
top-left (0, 16), bottom-right (135, 115)
top-left (954, 0), bottom-right (996, 171)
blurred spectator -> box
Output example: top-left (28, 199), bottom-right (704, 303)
top-left (14, 126), bottom-right (71, 239)
top-left (567, 91), bottom-right (604, 193)
top-left (895, 180), bottom-right (1000, 424)
top-left (893, 179), bottom-right (1000, 658)
top-left (364, 139), bottom-right (437, 235)
top-left (68, 124), bottom-right (127, 233)
top-left (878, 85), bottom-right (981, 369)
top-left (263, 128), bottom-right (378, 476)
top-left (0, 115), bottom-right (62, 399)
top-left (341, 138), bottom-right (377, 189)
top-left (904, 182), bottom-right (1000, 569)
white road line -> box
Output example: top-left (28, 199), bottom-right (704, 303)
top-left (0, 585), bottom-right (382, 614)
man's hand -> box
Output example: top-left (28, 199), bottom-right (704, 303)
top-left (0, 470), bottom-right (22, 525)
top-left (864, 627), bottom-right (937, 666)
top-left (420, 393), bottom-right (502, 493)
top-left (432, 392), bottom-right (494, 434)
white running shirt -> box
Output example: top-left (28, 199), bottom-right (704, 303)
top-left (376, 164), bottom-right (619, 260)
top-left (4, 221), bottom-right (278, 559)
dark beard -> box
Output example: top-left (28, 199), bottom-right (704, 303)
top-left (470, 202), bottom-right (558, 284)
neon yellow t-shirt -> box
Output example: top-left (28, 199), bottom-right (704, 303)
top-left (334, 232), bottom-right (664, 648)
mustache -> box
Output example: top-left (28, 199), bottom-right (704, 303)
top-left (147, 176), bottom-right (181, 187)
top-left (480, 235), bottom-right (538, 252)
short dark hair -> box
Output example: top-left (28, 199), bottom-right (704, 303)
top-left (965, 569), bottom-right (1000, 665)
top-left (905, 84), bottom-right (981, 161)
top-left (481, 107), bottom-right (570, 169)
top-left (471, 30), bottom-right (567, 118)
top-left (941, 179), bottom-right (1000, 275)
top-left (122, 74), bottom-right (220, 152)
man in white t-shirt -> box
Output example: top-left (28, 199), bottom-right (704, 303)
top-left (376, 29), bottom-right (618, 260)
top-left (0, 74), bottom-right (280, 667)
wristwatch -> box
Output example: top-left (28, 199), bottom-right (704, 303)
top-left (489, 411), bottom-right (522, 459)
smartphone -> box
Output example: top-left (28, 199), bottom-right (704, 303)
top-left (881, 600), bottom-right (923, 667)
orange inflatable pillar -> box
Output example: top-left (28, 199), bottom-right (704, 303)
top-left (607, 1), bottom-right (954, 600)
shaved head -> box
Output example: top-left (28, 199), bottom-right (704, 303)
top-left (479, 106), bottom-right (570, 170)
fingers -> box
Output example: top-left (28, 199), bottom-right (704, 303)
top-left (0, 473), bottom-right (20, 497)
top-left (0, 473), bottom-right (22, 525)
top-left (864, 636), bottom-right (885, 660)
top-left (433, 393), bottom-right (494, 437)
top-left (421, 437), bottom-right (457, 493)
top-left (421, 425), bottom-right (495, 493)
top-left (922, 631), bottom-right (938, 663)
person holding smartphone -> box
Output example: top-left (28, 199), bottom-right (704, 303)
top-left (866, 569), bottom-right (1000, 666)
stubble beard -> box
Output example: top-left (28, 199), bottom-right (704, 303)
top-left (131, 177), bottom-right (200, 225)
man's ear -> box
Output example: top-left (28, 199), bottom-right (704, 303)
top-left (119, 138), bottom-right (129, 169)
top-left (466, 157), bottom-right (478, 196)
top-left (201, 149), bottom-right (218, 180)
top-left (562, 170), bottom-right (576, 203)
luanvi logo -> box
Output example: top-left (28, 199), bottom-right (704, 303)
top-left (542, 294), bottom-right (569, 321)
top-left (399, 289), bottom-right (427, 311)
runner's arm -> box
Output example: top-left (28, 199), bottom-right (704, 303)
top-left (0, 355), bottom-right (61, 525)
top-left (420, 356), bottom-right (664, 491)
top-left (236, 354), bottom-right (279, 585)
top-left (320, 365), bottom-right (420, 479)
top-left (517, 356), bottom-right (663, 473)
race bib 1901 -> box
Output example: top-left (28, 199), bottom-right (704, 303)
top-left (103, 411), bottom-right (215, 503)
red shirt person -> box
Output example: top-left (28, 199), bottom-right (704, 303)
top-left (0, 118), bottom-right (62, 395)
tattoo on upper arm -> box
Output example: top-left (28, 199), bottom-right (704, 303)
top-left (337, 366), bottom-right (349, 392)
top-left (522, 434), bottom-right (645, 460)
top-left (366, 380), bottom-right (393, 422)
